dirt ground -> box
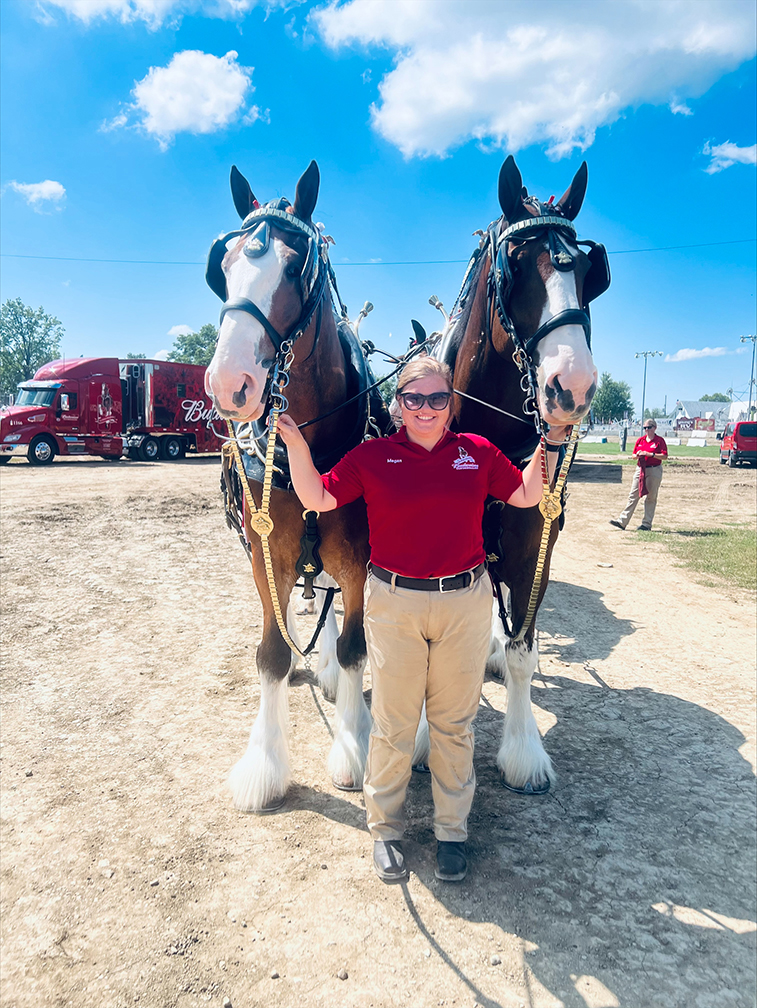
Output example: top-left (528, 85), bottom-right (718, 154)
top-left (1, 454), bottom-right (755, 1008)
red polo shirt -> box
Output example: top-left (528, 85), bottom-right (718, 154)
top-left (633, 433), bottom-right (667, 466)
top-left (321, 427), bottom-right (523, 578)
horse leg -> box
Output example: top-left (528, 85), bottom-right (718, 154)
top-left (494, 511), bottom-right (556, 794)
top-left (228, 548), bottom-right (297, 813)
top-left (497, 636), bottom-right (554, 794)
top-left (314, 574), bottom-right (340, 703)
top-left (486, 593), bottom-right (510, 681)
top-left (328, 578), bottom-right (371, 791)
top-left (412, 703), bottom-right (430, 768)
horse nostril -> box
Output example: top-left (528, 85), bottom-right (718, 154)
top-left (232, 382), bottom-right (248, 409)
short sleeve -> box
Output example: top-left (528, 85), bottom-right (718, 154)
top-left (321, 446), bottom-right (365, 507)
top-left (488, 445), bottom-right (524, 502)
top-left (657, 437), bottom-right (668, 456)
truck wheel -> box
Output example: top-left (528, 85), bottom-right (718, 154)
top-left (0, 456), bottom-right (11, 466)
top-left (719, 453), bottom-right (726, 465)
top-left (139, 436), bottom-right (160, 462)
top-left (28, 435), bottom-right (56, 466)
top-left (160, 436), bottom-right (185, 461)
top-left (728, 451), bottom-right (738, 468)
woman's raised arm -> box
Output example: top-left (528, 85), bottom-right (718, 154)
top-left (276, 414), bottom-right (338, 512)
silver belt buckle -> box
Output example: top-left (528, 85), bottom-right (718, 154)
top-left (440, 570), bottom-right (468, 592)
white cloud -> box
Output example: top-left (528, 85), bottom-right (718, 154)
top-left (7, 179), bottom-right (66, 212)
top-left (703, 140), bottom-right (757, 173)
top-left (670, 101), bottom-right (693, 116)
top-left (38, 0), bottom-right (278, 30)
top-left (153, 349), bottom-right (170, 361)
top-left (665, 347), bottom-right (730, 362)
top-left (104, 50), bottom-right (257, 149)
top-left (167, 324), bottom-right (193, 337)
top-left (314, 0), bottom-right (756, 158)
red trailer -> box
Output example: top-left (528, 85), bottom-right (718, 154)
top-left (0, 358), bottom-right (224, 465)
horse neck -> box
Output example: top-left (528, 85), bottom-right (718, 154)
top-left (288, 299), bottom-right (347, 449)
top-left (452, 257), bottom-right (528, 451)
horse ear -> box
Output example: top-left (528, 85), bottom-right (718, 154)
top-left (411, 320), bottom-right (427, 345)
top-left (556, 162), bottom-right (588, 221)
top-left (293, 160), bottom-right (320, 222)
top-left (230, 165), bottom-right (258, 220)
top-left (498, 155), bottom-right (523, 221)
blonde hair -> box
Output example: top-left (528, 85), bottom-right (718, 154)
top-left (396, 357), bottom-right (452, 395)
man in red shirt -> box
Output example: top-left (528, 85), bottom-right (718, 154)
top-left (278, 357), bottom-right (569, 884)
top-left (610, 420), bottom-right (668, 531)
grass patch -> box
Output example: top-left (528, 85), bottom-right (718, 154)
top-left (576, 441), bottom-right (720, 459)
top-left (637, 526), bottom-right (756, 590)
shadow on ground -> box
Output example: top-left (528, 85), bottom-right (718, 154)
top-left (395, 676), bottom-right (756, 1008)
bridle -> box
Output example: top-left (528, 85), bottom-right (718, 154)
top-left (477, 203), bottom-right (610, 430)
top-left (206, 198), bottom-right (337, 364)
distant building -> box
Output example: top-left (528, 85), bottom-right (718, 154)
top-left (674, 399), bottom-right (751, 428)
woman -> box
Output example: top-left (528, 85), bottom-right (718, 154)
top-left (278, 357), bottom-right (569, 883)
top-left (609, 419), bottom-right (667, 531)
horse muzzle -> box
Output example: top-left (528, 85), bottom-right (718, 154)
top-left (205, 368), bottom-right (266, 422)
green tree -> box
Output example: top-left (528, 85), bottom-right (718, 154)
top-left (0, 298), bottom-right (64, 399)
top-left (169, 324), bottom-right (218, 367)
top-left (126, 352), bottom-right (146, 359)
top-left (644, 407), bottom-right (666, 419)
top-left (379, 373), bottom-right (398, 407)
top-left (700, 392), bottom-right (730, 402)
top-left (590, 371), bottom-right (633, 422)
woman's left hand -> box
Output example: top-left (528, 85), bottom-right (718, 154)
top-left (546, 425), bottom-right (571, 446)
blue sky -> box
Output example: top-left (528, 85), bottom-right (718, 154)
top-left (2, 0), bottom-right (755, 415)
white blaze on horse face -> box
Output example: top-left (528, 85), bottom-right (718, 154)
top-left (535, 262), bottom-right (598, 426)
top-left (204, 237), bottom-right (289, 420)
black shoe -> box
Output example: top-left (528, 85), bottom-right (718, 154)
top-left (435, 841), bottom-right (467, 881)
top-left (636, 525), bottom-right (651, 531)
top-left (609, 520), bottom-right (625, 530)
top-left (373, 841), bottom-right (407, 882)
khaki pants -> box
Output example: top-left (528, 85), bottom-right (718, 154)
top-left (618, 464), bottom-right (663, 529)
top-left (363, 572), bottom-right (492, 842)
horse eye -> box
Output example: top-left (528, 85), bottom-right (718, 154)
top-left (285, 264), bottom-right (301, 279)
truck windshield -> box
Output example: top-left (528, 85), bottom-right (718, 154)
top-left (14, 388), bottom-right (57, 407)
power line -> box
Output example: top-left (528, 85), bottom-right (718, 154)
top-left (1, 237), bottom-right (754, 267)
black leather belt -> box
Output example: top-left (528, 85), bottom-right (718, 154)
top-left (369, 562), bottom-right (486, 593)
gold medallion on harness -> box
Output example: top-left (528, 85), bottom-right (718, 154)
top-left (249, 512), bottom-right (275, 537)
top-left (538, 494), bottom-right (562, 520)
top-left (302, 562), bottom-right (316, 573)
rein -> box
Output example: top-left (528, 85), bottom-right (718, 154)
top-left (222, 344), bottom-right (332, 661)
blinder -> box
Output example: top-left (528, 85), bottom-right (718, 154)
top-left (578, 240), bottom-right (611, 305)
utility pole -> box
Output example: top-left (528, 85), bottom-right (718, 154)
top-left (741, 335), bottom-right (756, 419)
top-left (635, 351), bottom-right (663, 426)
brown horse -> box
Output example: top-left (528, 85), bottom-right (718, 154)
top-left (434, 155), bottom-right (610, 794)
top-left (204, 162), bottom-right (383, 812)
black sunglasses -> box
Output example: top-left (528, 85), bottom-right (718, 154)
top-left (397, 391), bottom-right (452, 411)
top-left (643, 425), bottom-right (656, 429)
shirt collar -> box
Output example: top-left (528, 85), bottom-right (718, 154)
top-left (392, 426), bottom-right (458, 453)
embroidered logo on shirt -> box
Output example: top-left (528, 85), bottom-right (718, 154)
top-left (386, 458), bottom-right (403, 463)
top-left (452, 446), bottom-right (478, 470)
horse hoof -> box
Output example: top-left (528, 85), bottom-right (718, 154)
top-left (501, 776), bottom-right (550, 795)
top-left (332, 776), bottom-right (363, 792)
top-left (412, 763), bottom-right (430, 774)
top-left (241, 794), bottom-right (287, 814)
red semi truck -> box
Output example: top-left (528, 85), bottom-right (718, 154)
top-left (0, 357), bottom-right (224, 465)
